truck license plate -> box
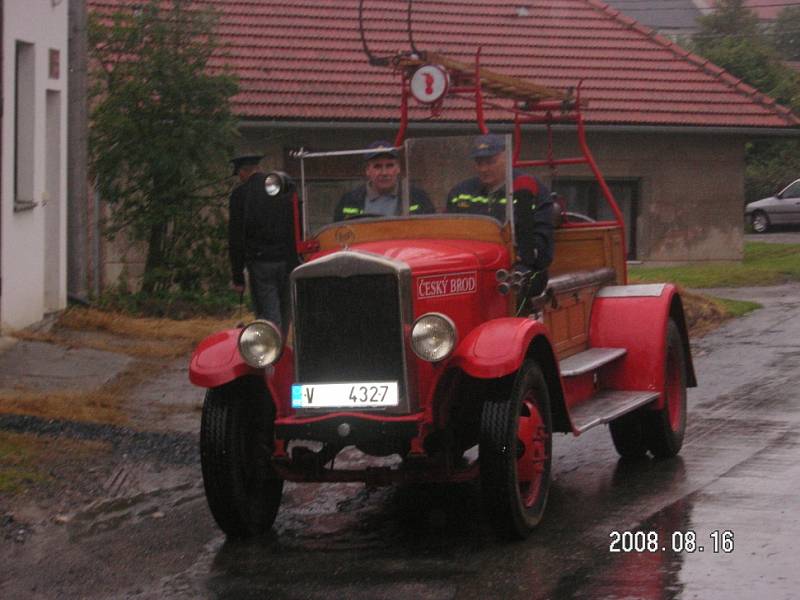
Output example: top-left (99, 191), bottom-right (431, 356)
top-left (291, 382), bottom-right (399, 409)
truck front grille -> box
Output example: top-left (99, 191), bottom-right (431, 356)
top-left (293, 273), bottom-right (406, 398)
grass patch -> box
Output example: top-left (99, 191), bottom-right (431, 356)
top-left (0, 432), bottom-right (110, 496)
top-left (630, 242), bottom-right (800, 288)
top-left (0, 389), bottom-right (127, 425)
top-left (714, 297), bottom-right (761, 318)
top-left (680, 290), bottom-right (762, 337)
top-left (95, 288), bottom-right (243, 319)
top-left (58, 307), bottom-right (245, 345)
top-left (0, 360), bottom-right (165, 425)
top-left (11, 307), bottom-right (250, 359)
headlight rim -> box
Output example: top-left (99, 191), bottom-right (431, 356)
top-left (237, 319), bottom-right (284, 368)
top-left (264, 171), bottom-right (290, 196)
top-left (410, 312), bottom-right (458, 363)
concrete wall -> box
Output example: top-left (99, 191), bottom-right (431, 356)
top-left (522, 130), bottom-right (747, 262)
top-left (1, 0), bottom-right (69, 331)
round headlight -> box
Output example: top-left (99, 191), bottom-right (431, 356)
top-left (264, 172), bottom-right (285, 196)
top-left (411, 313), bottom-right (457, 362)
top-left (237, 320), bottom-right (283, 368)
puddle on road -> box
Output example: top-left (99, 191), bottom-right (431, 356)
top-left (66, 464), bottom-right (203, 540)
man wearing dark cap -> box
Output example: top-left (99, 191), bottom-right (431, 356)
top-left (228, 154), bottom-right (297, 331)
top-left (333, 140), bottom-right (434, 221)
top-left (446, 134), bottom-right (554, 294)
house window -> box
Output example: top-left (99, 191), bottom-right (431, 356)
top-left (15, 41), bottom-right (36, 212)
top-left (552, 178), bottom-right (640, 259)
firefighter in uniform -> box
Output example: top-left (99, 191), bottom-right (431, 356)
top-left (333, 140), bottom-right (434, 221)
top-left (228, 154), bottom-right (298, 333)
top-left (446, 134), bottom-right (554, 295)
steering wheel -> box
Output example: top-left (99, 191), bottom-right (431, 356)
top-left (563, 211), bottom-right (596, 224)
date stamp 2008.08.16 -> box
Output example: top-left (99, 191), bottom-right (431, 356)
top-left (609, 530), bottom-right (735, 554)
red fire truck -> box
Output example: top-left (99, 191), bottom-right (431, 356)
top-left (190, 48), bottom-right (696, 540)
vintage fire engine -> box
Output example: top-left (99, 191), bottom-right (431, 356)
top-left (189, 45), bottom-right (696, 540)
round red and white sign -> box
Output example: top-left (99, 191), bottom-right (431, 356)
top-left (410, 64), bottom-right (449, 104)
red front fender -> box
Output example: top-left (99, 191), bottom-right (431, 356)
top-left (449, 317), bottom-right (551, 379)
top-left (189, 329), bottom-right (258, 388)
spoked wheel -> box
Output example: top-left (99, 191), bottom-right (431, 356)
top-left (480, 360), bottom-right (552, 539)
top-left (751, 211), bottom-right (770, 233)
top-left (200, 377), bottom-right (284, 537)
top-left (644, 319), bottom-right (687, 458)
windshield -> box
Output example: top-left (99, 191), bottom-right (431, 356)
top-left (297, 135), bottom-right (514, 237)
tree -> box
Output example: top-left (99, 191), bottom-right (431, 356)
top-left (694, 0), bottom-right (799, 108)
top-left (89, 0), bottom-right (239, 294)
top-left (692, 1), bottom-right (800, 203)
top-left (774, 6), bottom-right (800, 62)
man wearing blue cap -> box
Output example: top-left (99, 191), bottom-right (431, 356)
top-left (446, 134), bottom-right (554, 294)
top-left (333, 140), bottom-right (434, 221)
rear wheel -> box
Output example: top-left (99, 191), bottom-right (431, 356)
top-left (644, 320), bottom-right (687, 458)
top-left (480, 360), bottom-right (552, 539)
top-left (609, 410), bottom-right (647, 459)
top-left (751, 211), bottom-right (770, 233)
top-left (200, 377), bottom-right (283, 537)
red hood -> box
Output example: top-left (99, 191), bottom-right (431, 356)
top-left (311, 239), bottom-right (509, 275)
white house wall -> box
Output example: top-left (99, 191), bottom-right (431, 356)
top-left (1, 0), bottom-right (69, 331)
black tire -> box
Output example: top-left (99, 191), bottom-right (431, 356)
top-left (200, 377), bottom-right (283, 537)
top-left (751, 211), bottom-right (770, 233)
top-left (643, 320), bottom-right (687, 459)
top-left (480, 360), bottom-right (552, 540)
top-left (609, 410), bottom-right (648, 459)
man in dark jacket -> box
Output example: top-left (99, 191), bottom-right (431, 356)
top-left (333, 140), bottom-right (434, 221)
top-left (228, 154), bottom-right (297, 332)
top-left (446, 134), bottom-right (554, 295)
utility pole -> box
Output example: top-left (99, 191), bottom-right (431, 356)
top-left (67, 0), bottom-right (89, 301)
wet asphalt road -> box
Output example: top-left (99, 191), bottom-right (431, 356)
top-left (4, 283), bottom-right (800, 599)
top-left (132, 283), bottom-right (800, 600)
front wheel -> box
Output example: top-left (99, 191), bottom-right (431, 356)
top-left (480, 360), bottom-right (552, 539)
top-left (200, 377), bottom-right (284, 537)
top-left (750, 211), bottom-right (770, 233)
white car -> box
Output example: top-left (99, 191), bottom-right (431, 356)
top-left (745, 179), bottom-right (800, 233)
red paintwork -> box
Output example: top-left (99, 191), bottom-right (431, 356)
top-left (189, 328), bottom-right (294, 414)
top-left (562, 372), bottom-right (596, 410)
top-left (189, 329), bottom-right (258, 388)
top-left (267, 348), bottom-right (295, 418)
top-left (517, 392), bottom-right (548, 508)
top-left (275, 411), bottom-right (424, 428)
top-left (449, 318), bottom-right (551, 379)
top-left (589, 284), bottom-right (678, 409)
top-left (309, 238), bottom-right (509, 275)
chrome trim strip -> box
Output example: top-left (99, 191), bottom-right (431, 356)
top-left (559, 347), bottom-right (627, 377)
top-left (596, 284), bottom-right (666, 298)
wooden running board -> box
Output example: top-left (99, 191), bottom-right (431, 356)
top-left (570, 390), bottom-right (660, 433)
top-left (560, 347), bottom-right (627, 377)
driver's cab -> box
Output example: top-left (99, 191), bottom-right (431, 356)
top-left (295, 134), bottom-right (625, 282)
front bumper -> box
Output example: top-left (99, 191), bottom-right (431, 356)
top-left (274, 411), bottom-right (424, 446)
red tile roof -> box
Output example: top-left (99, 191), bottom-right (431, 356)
top-left (88, 0), bottom-right (800, 129)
